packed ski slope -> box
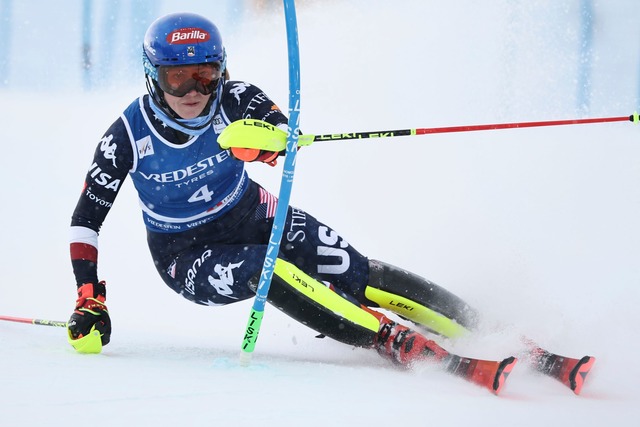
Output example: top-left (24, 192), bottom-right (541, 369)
top-left (1, 1), bottom-right (639, 426)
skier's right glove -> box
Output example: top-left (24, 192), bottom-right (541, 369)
top-left (229, 147), bottom-right (282, 165)
top-left (218, 119), bottom-right (289, 166)
top-left (67, 281), bottom-right (111, 354)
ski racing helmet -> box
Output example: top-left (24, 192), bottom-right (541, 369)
top-left (142, 13), bottom-right (227, 125)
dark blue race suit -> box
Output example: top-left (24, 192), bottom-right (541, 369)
top-left (70, 81), bottom-right (370, 307)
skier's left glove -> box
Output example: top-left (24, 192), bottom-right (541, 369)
top-left (67, 281), bottom-right (111, 354)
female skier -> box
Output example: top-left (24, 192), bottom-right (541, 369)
top-left (67, 12), bottom-right (500, 385)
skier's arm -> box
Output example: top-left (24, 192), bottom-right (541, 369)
top-left (67, 118), bottom-right (133, 351)
top-left (70, 118), bottom-right (132, 284)
top-left (220, 81), bottom-right (291, 165)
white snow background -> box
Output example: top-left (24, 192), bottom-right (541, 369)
top-left (1, 1), bottom-right (639, 425)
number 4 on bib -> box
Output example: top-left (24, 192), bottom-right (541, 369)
top-left (188, 185), bottom-right (214, 203)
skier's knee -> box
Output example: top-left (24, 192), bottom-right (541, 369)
top-left (365, 259), bottom-right (479, 336)
top-left (254, 259), bottom-right (379, 348)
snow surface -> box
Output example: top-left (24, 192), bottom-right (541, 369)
top-left (1, 1), bottom-right (640, 426)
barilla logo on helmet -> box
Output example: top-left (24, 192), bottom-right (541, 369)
top-left (167, 27), bottom-right (210, 44)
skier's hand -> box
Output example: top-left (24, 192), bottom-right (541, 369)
top-left (218, 119), bottom-right (307, 166)
top-left (218, 119), bottom-right (291, 166)
top-left (229, 147), bottom-right (281, 166)
top-left (67, 281), bottom-right (111, 353)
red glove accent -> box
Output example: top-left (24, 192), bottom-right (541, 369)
top-left (74, 281), bottom-right (107, 312)
top-left (230, 147), bottom-right (280, 166)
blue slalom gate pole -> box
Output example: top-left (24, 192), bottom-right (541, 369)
top-left (240, 0), bottom-right (301, 366)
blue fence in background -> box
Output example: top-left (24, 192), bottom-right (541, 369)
top-left (0, 0), bottom-right (12, 88)
top-left (577, 0), bottom-right (594, 114)
top-left (0, 0), bottom-right (253, 90)
top-left (82, 0), bottom-right (92, 91)
top-left (0, 1), bottom-right (638, 114)
top-left (80, 0), bottom-right (159, 90)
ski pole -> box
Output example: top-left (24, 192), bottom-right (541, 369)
top-left (239, 0), bottom-right (301, 366)
top-left (303, 113), bottom-right (639, 143)
top-left (1, 314), bottom-right (103, 354)
top-left (220, 113), bottom-right (639, 151)
top-left (0, 315), bottom-right (67, 328)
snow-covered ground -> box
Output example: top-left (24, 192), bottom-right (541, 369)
top-left (1, 1), bottom-right (639, 426)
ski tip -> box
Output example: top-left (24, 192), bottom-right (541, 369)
top-left (569, 356), bottom-right (595, 395)
top-left (493, 356), bottom-right (518, 395)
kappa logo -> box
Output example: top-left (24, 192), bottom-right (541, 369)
top-left (229, 82), bottom-right (251, 104)
top-left (208, 260), bottom-right (244, 299)
top-left (100, 134), bottom-right (117, 168)
top-left (135, 135), bottom-right (154, 159)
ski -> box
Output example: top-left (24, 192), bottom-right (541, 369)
top-left (376, 318), bottom-right (518, 395)
top-left (523, 339), bottom-right (595, 395)
top-left (445, 354), bottom-right (518, 395)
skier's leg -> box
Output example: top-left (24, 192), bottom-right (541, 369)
top-left (266, 199), bottom-right (478, 339)
top-left (255, 258), bottom-right (451, 366)
top-left (364, 259), bottom-right (479, 337)
top-left (253, 258), bottom-right (379, 347)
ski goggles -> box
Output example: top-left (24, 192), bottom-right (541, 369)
top-left (157, 62), bottom-right (222, 97)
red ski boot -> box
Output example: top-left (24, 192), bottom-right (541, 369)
top-left (374, 315), bottom-right (517, 394)
top-left (374, 317), bottom-right (449, 367)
